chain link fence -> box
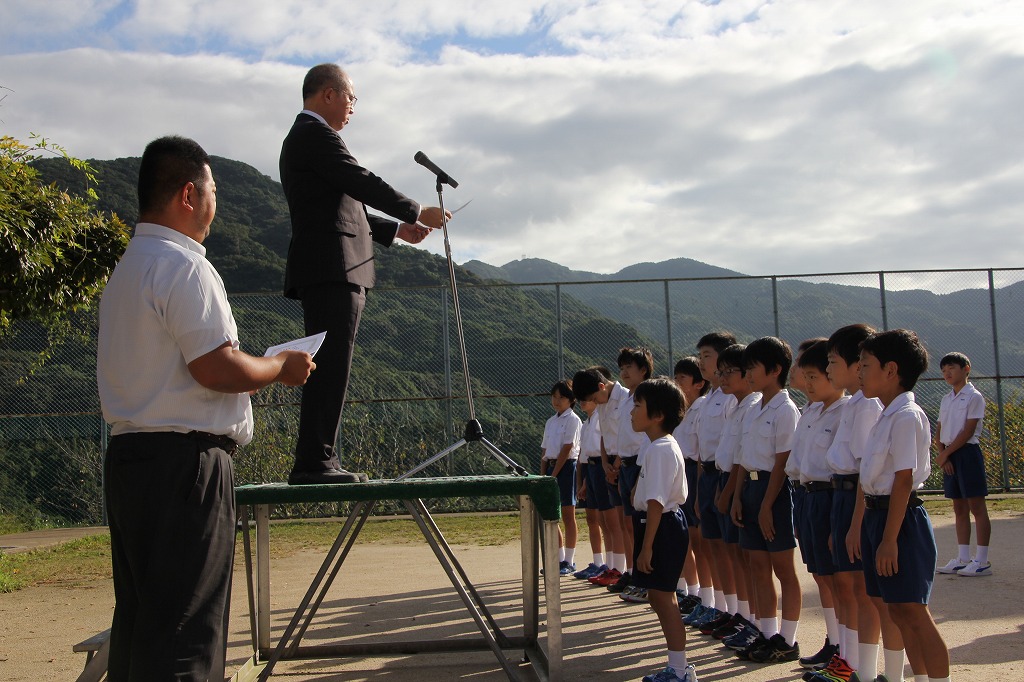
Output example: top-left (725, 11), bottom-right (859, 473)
top-left (2, 267), bottom-right (1022, 530)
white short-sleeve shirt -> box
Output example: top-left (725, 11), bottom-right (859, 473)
top-left (786, 402), bottom-right (822, 481)
top-left (634, 435), bottom-right (688, 513)
top-left (715, 392), bottom-right (762, 473)
top-left (938, 382), bottom-right (985, 445)
top-left (596, 382), bottom-right (631, 457)
top-left (673, 394), bottom-right (707, 461)
top-left (697, 387), bottom-right (737, 462)
top-left (578, 411), bottom-right (601, 464)
top-left (97, 223), bottom-right (254, 445)
top-left (618, 391), bottom-right (650, 460)
top-left (738, 389), bottom-right (800, 473)
top-left (826, 390), bottom-right (882, 476)
top-left (790, 397), bottom-right (849, 483)
top-left (541, 409), bottom-right (582, 460)
top-left (860, 392), bottom-right (932, 495)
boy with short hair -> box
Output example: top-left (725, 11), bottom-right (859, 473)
top-left (730, 336), bottom-right (802, 663)
top-left (540, 380), bottom-right (583, 575)
top-left (935, 352), bottom-right (992, 577)
top-left (631, 377), bottom-right (697, 682)
top-left (853, 329), bottom-right (950, 682)
top-left (574, 397), bottom-right (611, 579)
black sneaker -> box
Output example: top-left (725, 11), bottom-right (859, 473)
top-left (700, 610), bottom-right (734, 636)
top-left (607, 571), bottom-right (632, 593)
top-left (735, 633), bottom-right (768, 660)
top-left (800, 637), bottom-right (838, 669)
top-left (677, 594), bottom-right (701, 615)
top-left (711, 613), bottom-right (745, 639)
top-left (749, 633), bottom-right (801, 664)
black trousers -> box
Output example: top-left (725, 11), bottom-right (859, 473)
top-left (104, 432), bottom-right (236, 682)
top-left (294, 282), bottom-right (366, 472)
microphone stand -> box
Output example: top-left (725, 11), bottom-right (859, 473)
top-left (396, 178), bottom-right (527, 480)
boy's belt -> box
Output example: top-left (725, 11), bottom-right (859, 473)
top-left (189, 430), bottom-right (239, 455)
top-left (864, 492), bottom-right (923, 510)
top-left (804, 480), bottom-right (832, 493)
top-left (831, 473), bottom-right (859, 491)
top-left (701, 461), bottom-right (718, 474)
top-left (620, 456), bottom-right (638, 467)
top-left (747, 469), bottom-right (772, 481)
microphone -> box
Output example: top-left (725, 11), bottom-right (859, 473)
top-left (414, 151), bottom-right (459, 188)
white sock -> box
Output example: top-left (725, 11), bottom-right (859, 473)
top-left (738, 599), bottom-right (751, 620)
top-left (884, 648), bottom-right (905, 682)
top-left (677, 577), bottom-right (687, 591)
top-left (844, 628), bottom-right (859, 668)
top-left (614, 553), bottom-right (626, 572)
top-left (687, 583), bottom-right (700, 597)
top-left (859, 642), bottom-right (879, 680)
top-left (976, 545), bottom-right (990, 563)
top-left (592, 552), bottom-right (604, 567)
top-left (714, 589), bottom-right (727, 611)
top-left (668, 649), bottom-right (688, 671)
top-left (823, 608), bottom-right (840, 646)
top-left (915, 675), bottom-right (929, 682)
top-left (726, 593), bottom-right (738, 614)
top-left (780, 618), bottom-right (799, 646)
top-left (928, 677), bottom-right (951, 682)
top-left (564, 547), bottom-right (576, 565)
top-left (700, 587), bottom-right (715, 608)
top-left (760, 616), bottom-right (779, 638)
top-left (837, 624), bottom-right (847, 654)
top-left (958, 544), bottom-right (971, 562)
top-left (559, 547), bottom-right (565, 562)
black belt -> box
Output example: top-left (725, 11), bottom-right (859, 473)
top-left (831, 473), bottom-right (859, 491)
top-left (701, 461), bottom-right (718, 474)
top-left (620, 456), bottom-right (638, 467)
top-left (864, 492), bottom-right (923, 510)
top-left (804, 480), bottom-right (832, 493)
top-left (747, 469), bottom-right (772, 481)
top-left (189, 430), bottom-right (239, 455)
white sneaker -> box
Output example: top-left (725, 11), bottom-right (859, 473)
top-left (936, 557), bottom-right (967, 574)
top-left (956, 559), bottom-right (992, 576)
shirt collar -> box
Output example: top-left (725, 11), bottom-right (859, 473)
top-left (765, 388), bottom-right (790, 409)
top-left (301, 109), bottom-right (330, 128)
top-left (134, 222), bottom-right (206, 257)
top-left (882, 391), bottom-right (915, 416)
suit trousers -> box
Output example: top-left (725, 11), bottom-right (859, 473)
top-left (104, 432), bottom-right (236, 682)
top-left (294, 281), bottom-right (366, 472)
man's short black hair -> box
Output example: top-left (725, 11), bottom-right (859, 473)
top-left (940, 352), bottom-right (971, 369)
top-left (717, 344), bottom-right (746, 374)
top-left (696, 331), bottom-right (737, 354)
top-left (742, 336), bottom-right (792, 388)
top-left (618, 346), bottom-right (654, 380)
top-left (633, 377), bottom-right (685, 433)
top-left (137, 136), bottom-right (210, 216)
top-left (827, 324), bottom-right (876, 366)
top-left (551, 379), bottom-right (576, 406)
top-left (673, 356), bottom-right (709, 396)
top-left (861, 329), bottom-right (929, 391)
top-left (571, 368), bottom-right (606, 401)
top-left (797, 339), bottom-right (829, 373)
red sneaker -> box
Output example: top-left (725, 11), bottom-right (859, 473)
top-left (589, 568), bottom-right (622, 586)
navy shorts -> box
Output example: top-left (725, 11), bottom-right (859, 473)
top-left (698, 467), bottom-right (723, 540)
top-left (793, 485), bottom-right (811, 566)
top-left (632, 508), bottom-right (689, 593)
top-left (682, 458), bottom-right (700, 527)
top-left (830, 484), bottom-right (863, 571)
top-left (739, 476), bottom-right (796, 552)
top-left (584, 460), bottom-right (614, 511)
top-left (803, 488), bottom-right (837, 576)
top-left (861, 504), bottom-right (937, 604)
top-left (619, 459), bottom-right (641, 516)
top-left (943, 443), bottom-right (989, 499)
top-left (606, 461), bottom-right (623, 507)
top-left (544, 459), bottom-right (577, 508)
top-left (717, 472), bottom-right (740, 544)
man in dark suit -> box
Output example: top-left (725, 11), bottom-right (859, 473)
top-left (281, 63), bottom-right (448, 485)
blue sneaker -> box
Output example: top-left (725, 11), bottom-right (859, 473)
top-left (574, 563), bottom-right (606, 579)
top-left (723, 622), bottom-right (761, 650)
top-left (691, 606), bottom-right (724, 629)
top-left (642, 664), bottom-right (698, 682)
top-left (682, 603), bottom-right (707, 626)
top-left (558, 560), bottom-right (576, 576)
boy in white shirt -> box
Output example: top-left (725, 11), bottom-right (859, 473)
top-left (540, 380), bottom-right (583, 575)
top-left (575, 398), bottom-right (612, 579)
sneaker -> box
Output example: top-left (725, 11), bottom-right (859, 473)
top-left (558, 561), bottom-right (576, 576)
top-left (608, 571), bottom-right (633, 593)
top-left (936, 556), bottom-right (968, 574)
top-left (711, 613), bottom-right (747, 640)
top-left (800, 637), bottom-right (838, 669)
top-left (749, 633), bottom-right (801, 663)
top-left (735, 633), bottom-right (768, 660)
top-left (677, 593), bottom-right (701, 615)
top-left (691, 607), bottom-right (724, 630)
top-left (682, 603), bottom-right (708, 626)
top-left (806, 656), bottom-right (860, 682)
top-left (642, 664), bottom-right (697, 682)
top-left (574, 563), bottom-right (606, 579)
top-left (871, 676), bottom-right (890, 682)
top-left (590, 568), bottom-right (621, 586)
top-left (956, 559), bottom-right (993, 576)
top-left (622, 587), bottom-right (649, 604)
top-left (700, 610), bottom-right (734, 636)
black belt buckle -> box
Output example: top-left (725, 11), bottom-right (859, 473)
top-left (189, 430), bottom-right (238, 456)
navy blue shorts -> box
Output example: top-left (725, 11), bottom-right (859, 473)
top-left (682, 458), bottom-right (700, 527)
top-left (861, 504), bottom-right (936, 604)
top-left (793, 484), bottom-right (811, 566)
top-left (606, 462), bottom-right (623, 507)
top-left (830, 484), bottom-right (863, 571)
top-left (717, 472), bottom-right (740, 544)
top-left (942, 443), bottom-right (988, 499)
top-left (803, 488), bottom-right (837, 576)
top-left (619, 460), bottom-right (641, 516)
top-left (584, 460), bottom-right (614, 511)
top-left (739, 476), bottom-right (796, 552)
top-left (698, 467), bottom-right (723, 540)
top-left (632, 508), bottom-right (689, 593)
top-left (544, 459), bottom-right (577, 508)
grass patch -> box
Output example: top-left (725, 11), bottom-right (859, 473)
top-left (0, 534), bottom-right (112, 593)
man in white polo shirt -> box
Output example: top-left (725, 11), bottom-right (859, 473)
top-left (97, 136), bottom-right (314, 682)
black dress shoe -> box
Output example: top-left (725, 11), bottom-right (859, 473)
top-left (287, 468), bottom-right (369, 485)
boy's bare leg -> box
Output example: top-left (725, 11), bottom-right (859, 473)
top-left (769, 548), bottom-right (802, 623)
top-left (749, 549), bottom-right (776, 625)
top-left (600, 508), bottom-right (624, 557)
top-left (887, 603), bottom-right (949, 678)
top-left (967, 496), bottom-right (991, 548)
top-left (707, 537), bottom-right (735, 595)
top-left (563, 505), bottom-right (578, 558)
top-left (585, 508), bottom-right (603, 557)
top-left (651, 589), bottom-right (688, 652)
top-left (952, 497), bottom-right (972, 546)
top-left (621, 507), bottom-right (634, 570)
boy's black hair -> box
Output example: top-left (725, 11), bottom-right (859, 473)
top-left (742, 336), bottom-right (792, 388)
top-left (940, 352), bottom-right (971, 369)
top-left (589, 365), bottom-right (614, 380)
top-left (861, 329), bottom-right (929, 391)
top-left (551, 380), bottom-right (576, 407)
top-left (633, 377), bottom-right (685, 433)
top-left (571, 368), bottom-right (606, 401)
top-left (798, 337), bottom-right (828, 354)
top-left (797, 339), bottom-right (829, 373)
top-left (673, 356), bottom-right (709, 396)
top-left (618, 346), bottom-right (654, 380)
top-left (696, 331), bottom-right (737, 354)
top-left (717, 344), bottom-right (747, 374)
top-left (827, 323), bottom-right (876, 365)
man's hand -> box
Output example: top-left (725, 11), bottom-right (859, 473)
top-left (397, 223), bottom-right (431, 244)
top-left (417, 206), bottom-right (451, 228)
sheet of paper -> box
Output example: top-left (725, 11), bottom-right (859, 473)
top-left (263, 331), bottom-right (326, 358)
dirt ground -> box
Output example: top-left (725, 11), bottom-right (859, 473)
top-left (1, 511), bottom-right (1021, 681)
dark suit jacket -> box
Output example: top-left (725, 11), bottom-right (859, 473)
top-left (280, 113), bottom-right (420, 298)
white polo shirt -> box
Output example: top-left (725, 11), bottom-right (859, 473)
top-left (541, 408), bottom-right (582, 460)
top-left (673, 393), bottom-right (707, 461)
top-left (715, 392), bottom-right (762, 473)
top-left (578, 411), bottom-right (601, 464)
top-left (738, 389), bottom-right (800, 473)
top-left (596, 382), bottom-right (631, 457)
top-left (860, 392), bottom-right (932, 495)
top-left (938, 382), bottom-right (985, 445)
top-left (825, 390), bottom-right (882, 476)
top-left (789, 397), bottom-right (849, 483)
top-left (97, 223), bottom-right (253, 445)
top-left (786, 402), bottom-right (822, 481)
top-left (634, 435), bottom-right (688, 513)
top-left (696, 387), bottom-right (737, 463)
top-left (618, 390), bottom-right (650, 461)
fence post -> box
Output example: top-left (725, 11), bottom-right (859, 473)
top-left (988, 270), bottom-right (1011, 491)
top-left (771, 276), bottom-right (780, 337)
top-left (442, 288), bottom-right (453, 446)
top-left (878, 272), bottom-right (889, 330)
top-left (664, 280), bottom-right (673, 368)
top-left (556, 284), bottom-right (564, 380)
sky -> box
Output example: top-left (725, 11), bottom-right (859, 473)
top-left (2, 0), bottom-right (1023, 281)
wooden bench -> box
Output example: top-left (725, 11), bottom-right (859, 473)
top-left (73, 628), bottom-right (110, 682)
